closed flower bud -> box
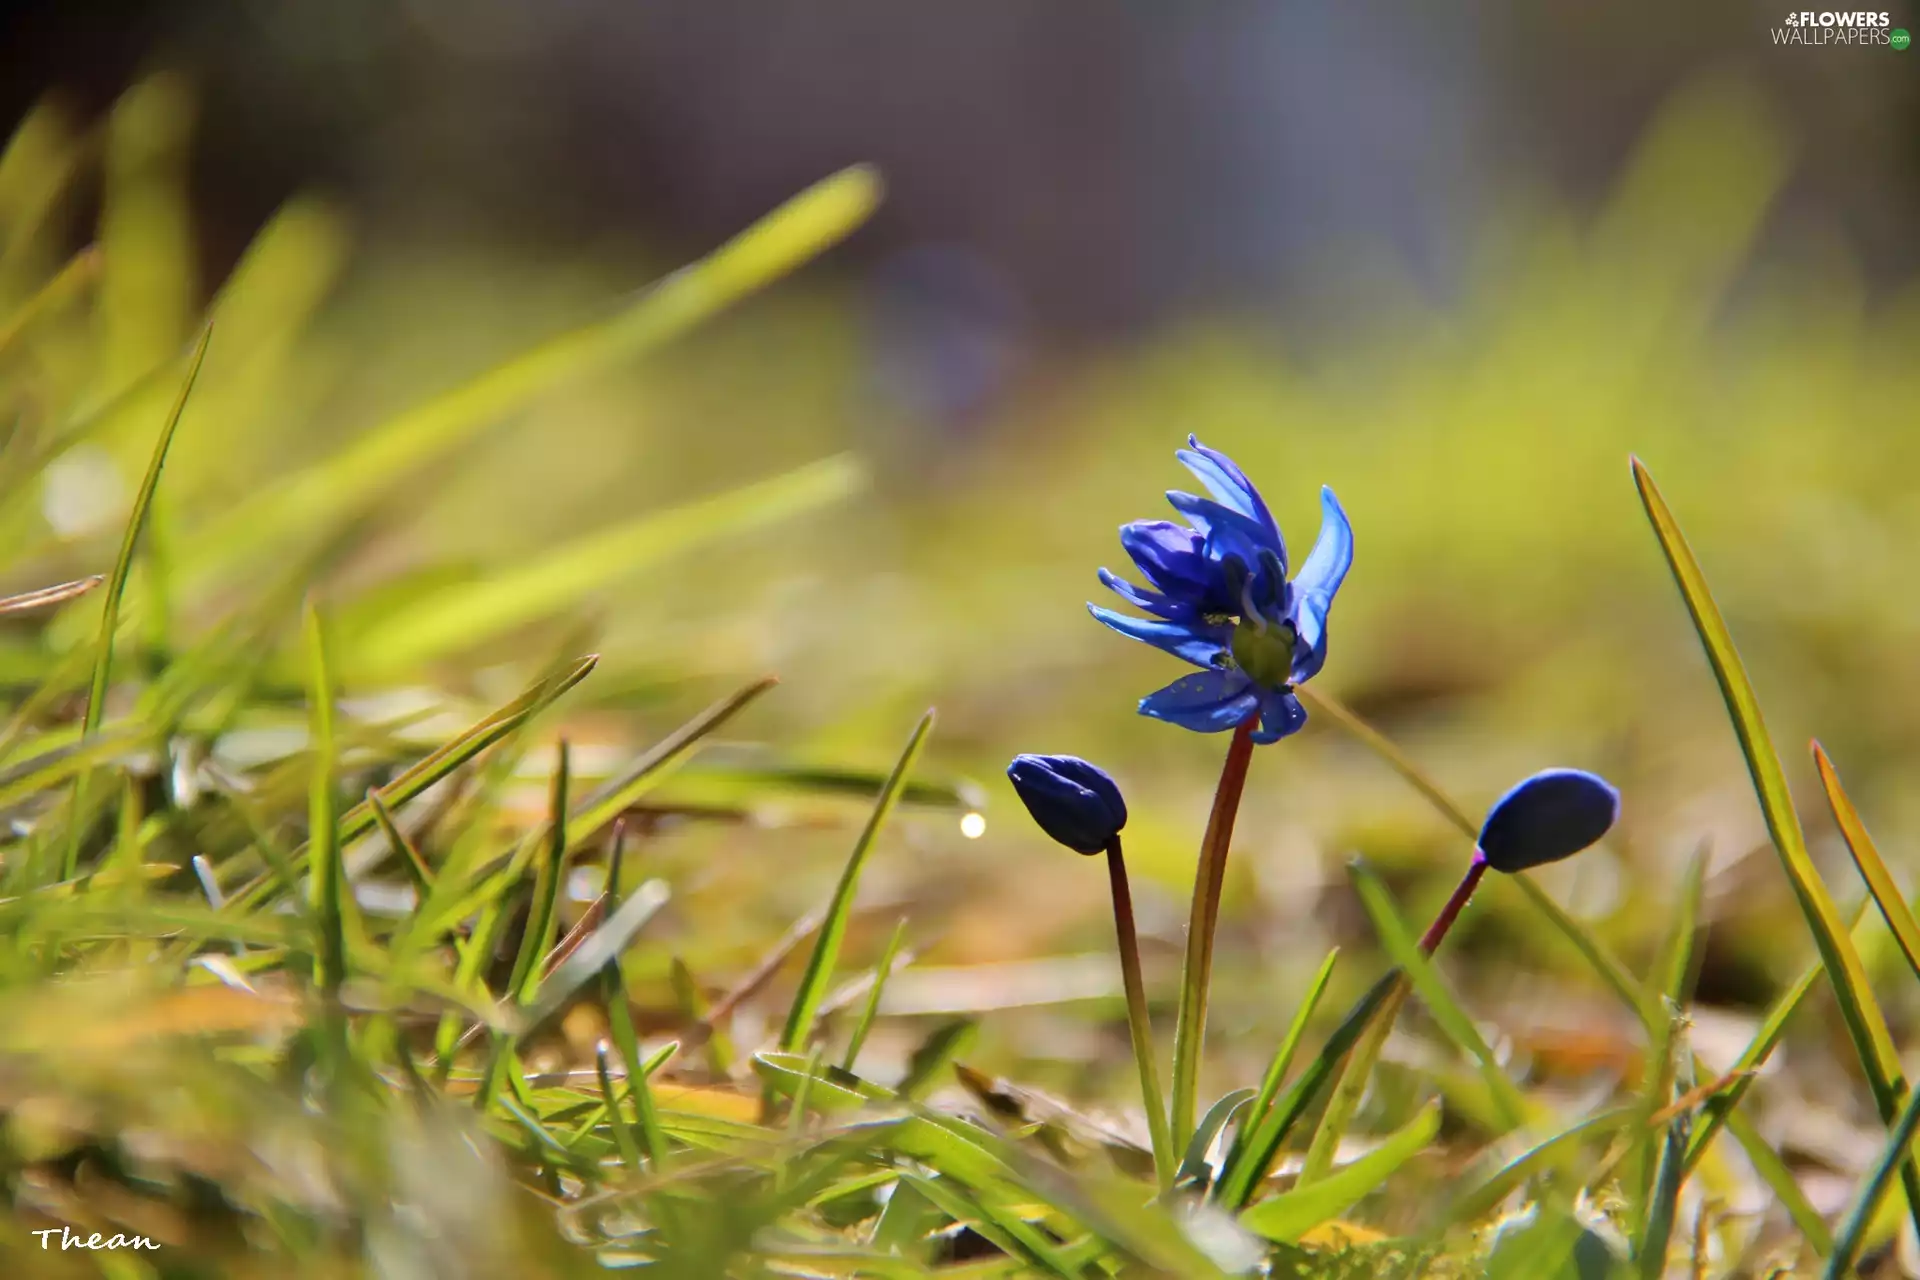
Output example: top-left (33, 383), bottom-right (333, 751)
top-left (1478, 768), bottom-right (1620, 874)
top-left (1006, 754), bottom-right (1128, 855)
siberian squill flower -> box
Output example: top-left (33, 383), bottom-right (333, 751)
top-left (1090, 437), bottom-right (1352, 743)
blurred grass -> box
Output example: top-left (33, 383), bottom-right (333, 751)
top-left (0, 64), bottom-right (1916, 1276)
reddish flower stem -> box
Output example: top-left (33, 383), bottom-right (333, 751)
top-left (1168, 712), bottom-right (1259, 1153)
top-left (1418, 851), bottom-right (1488, 955)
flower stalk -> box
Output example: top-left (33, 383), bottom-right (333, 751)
top-left (1168, 713), bottom-right (1259, 1152)
top-left (1103, 834), bottom-right (1174, 1191)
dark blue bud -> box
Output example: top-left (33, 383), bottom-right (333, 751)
top-left (1478, 768), bottom-right (1620, 874)
top-left (1006, 754), bottom-right (1128, 855)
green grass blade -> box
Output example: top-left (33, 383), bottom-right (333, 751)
top-left (1826, 1079), bottom-right (1920, 1279)
top-left (593, 1041), bottom-right (642, 1170)
top-left (62, 324), bottom-right (211, 881)
top-left (347, 454), bottom-right (864, 673)
top-left (1632, 850), bottom-right (1705, 1226)
top-left (1685, 899), bottom-right (1870, 1175)
top-left (1300, 686), bottom-right (1649, 1031)
top-left (779, 709), bottom-right (934, 1054)
top-left (1815, 742), bottom-right (1920, 982)
top-left (1633, 456), bottom-right (1920, 1232)
top-left (1638, 1067), bottom-right (1693, 1277)
top-left (230, 653), bottom-right (597, 908)
top-left (367, 790), bottom-right (434, 897)
top-left (1298, 986), bottom-right (1409, 1191)
top-left (1724, 1104), bottom-right (1832, 1257)
top-left (507, 743), bottom-right (570, 1006)
top-left (1218, 947), bottom-right (1339, 1196)
top-left (1216, 971), bottom-right (1401, 1210)
top-left (564, 675), bottom-right (779, 851)
top-left (1349, 859), bottom-right (1528, 1130)
top-left (0, 244), bottom-right (97, 360)
top-left (840, 916), bottom-right (909, 1071)
top-left (180, 166), bottom-right (882, 588)
top-left (304, 598), bottom-right (346, 1003)
top-left (1239, 1100), bottom-right (1440, 1244)
top-left (895, 1018), bottom-right (975, 1102)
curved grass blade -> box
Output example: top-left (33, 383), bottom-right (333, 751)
top-left (1815, 742), bottom-right (1920, 982)
top-left (180, 166), bottom-right (883, 588)
top-left (1239, 1101), bottom-right (1440, 1244)
top-left (778, 709), bottom-right (934, 1054)
top-left (62, 324), bottom-right (211, 881)
top-left (1825, 1079), bottom-right (1920, 1279)
top-left (1349, 859), bottom-right (1528, 1129)
top-left (347, 454), bottom-right (864, 673)
top-left (1300, 686), bottom-right (1649, 1031)
top-left (1633, 455), bottom-right (1920, 1233)
top-left (1448, 1108), bottom-right (1637, 1226)
top-left (1179, 1088), bottom-right (1255, 1189)
top-left (1218, 947), bottom-right (1340, 1197)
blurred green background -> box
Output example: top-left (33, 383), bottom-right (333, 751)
top-left (4, 3), bottom-right (1919, 1126)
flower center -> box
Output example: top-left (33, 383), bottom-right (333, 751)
top-left (1230, 615), bottom-right (1296, 689)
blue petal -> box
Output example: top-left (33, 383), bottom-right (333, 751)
top-left (1138, 670), bottom-right (1259, 733)
top-left (1165, 491), bottom-right (1283, 578)
top-left (1087, 604), bottom-right (1230, 668)
top-left (1477, 768), bottom-right (1620, 873)
top-left (1177, 436), bottom-right (1284, 563)
top-left (1250, 689), bottom-right (1308, 744)
top-left (1290, 621), bottom-right (1329, 686)
top-left (1290, 487), bottom-right (1353, 657)
top-left (1098, 568), bottom-right (1196, 621)
top-left (1119, 520), bottom-right (1213, 596)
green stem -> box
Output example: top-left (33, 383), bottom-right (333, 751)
top-left (1105, 835), bottom-right (1174, 1192)
top-left (1169, 714), bottom-right (1258, 1152)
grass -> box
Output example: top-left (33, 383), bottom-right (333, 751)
top-left (0, 72), bottom-right (1916, 1278)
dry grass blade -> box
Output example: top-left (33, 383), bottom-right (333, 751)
top-left (0, 574), bottom-right (103, 615)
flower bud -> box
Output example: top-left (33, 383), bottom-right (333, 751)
top-left (1478, 768), bottom-right (1620, 873)
top-left (1006, 754), bottom-right (1128, 855)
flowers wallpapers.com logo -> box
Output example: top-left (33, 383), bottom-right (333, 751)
top-left (1773, 9), bottom-right (1909, 44)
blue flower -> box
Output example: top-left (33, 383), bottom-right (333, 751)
top-left (1007, 754), bottom-right (1128, 854)
top-left (1477, 769), bottom-right (1620, 873)
top-left (1089, 436), bottom-right (1353, 744)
